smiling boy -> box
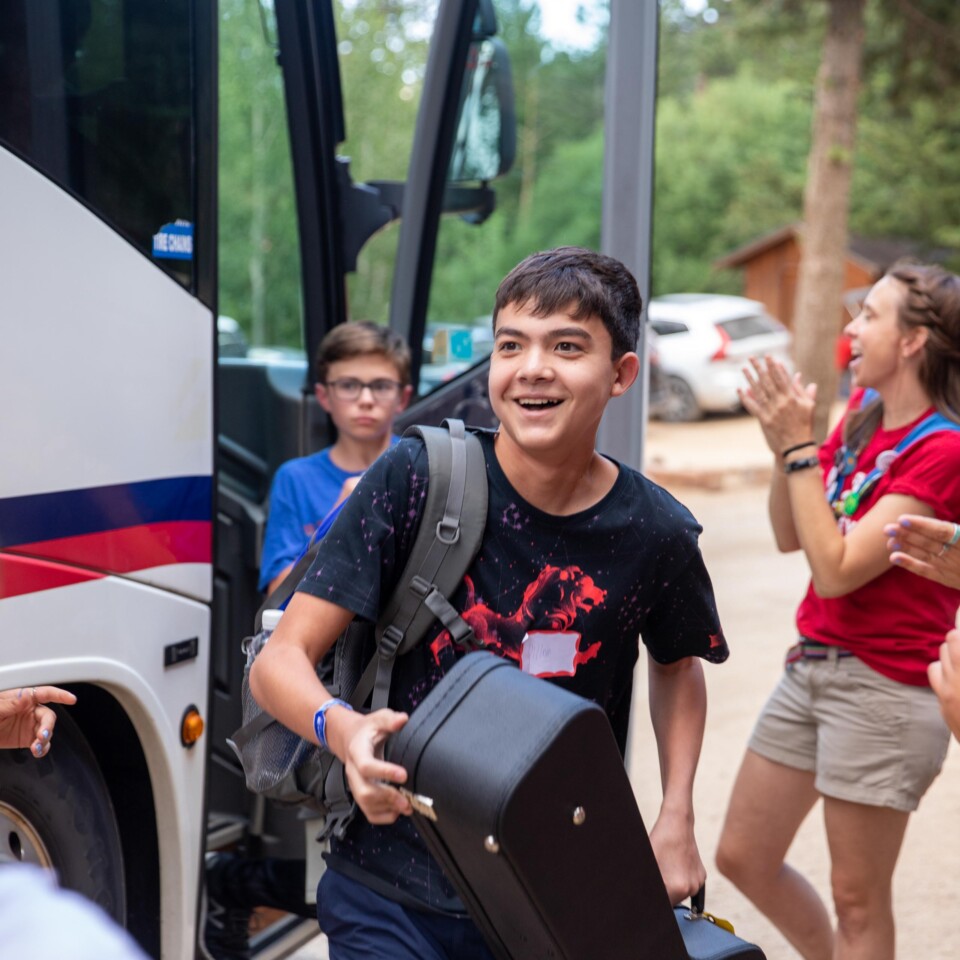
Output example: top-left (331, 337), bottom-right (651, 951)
top-left (250, 247), bottom-right (729, 960)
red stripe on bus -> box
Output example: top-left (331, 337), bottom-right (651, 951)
top-left (4, 521), bottom-right (212, 576)
top-left (0, 555), bottom-right (104, 599)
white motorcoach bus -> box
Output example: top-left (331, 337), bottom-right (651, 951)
top-left (0, 1), bottom-right (516, 955)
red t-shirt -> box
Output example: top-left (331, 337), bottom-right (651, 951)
top-left (796, 390), bottom-right (960, 686)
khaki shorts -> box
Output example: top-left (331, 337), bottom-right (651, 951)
top-left (748, 652), bottom-right (950, 812)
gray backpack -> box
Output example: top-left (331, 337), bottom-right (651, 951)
top-left (227, 419), bottom-right (487, 839)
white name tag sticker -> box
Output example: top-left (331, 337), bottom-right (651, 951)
top-left (520, 631), bottom-right (582, 677)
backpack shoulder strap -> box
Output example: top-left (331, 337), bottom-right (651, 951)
top-left (380, 419), bottom-right (487, 648)
top-left (350, 419), bottom-right (487, 711)
top-left (254, 536), bottom-right (322, 633)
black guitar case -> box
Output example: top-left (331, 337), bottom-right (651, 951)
top-left (386, 651), bottom-right (765, 959)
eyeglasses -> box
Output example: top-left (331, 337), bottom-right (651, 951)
top-left (324, 377), bottom-right (403, 402)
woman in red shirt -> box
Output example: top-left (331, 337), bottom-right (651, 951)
top-left (716, 263), bottom-right (960, 960)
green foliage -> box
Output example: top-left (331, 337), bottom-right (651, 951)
top-left (428, 125), bottom-right (607, 327)
top-left (864, 0), bottom-right (960, 111)
top-left (424, 0), bottom-right (608, 326)
top-left (852, 95), bottom-right (960, 269)
top-left (336, 0), bottom-right (433, 324)
top-left (215, 0), bottom-right (960, 351)
top-left (659, 0), bottom-right (825, 99)
top-left (218, 0), bottom-right (302, 347)
top-left (848, 2), bottom-right (960, 271)
top-left (652, 70), bottom-right (810, 293)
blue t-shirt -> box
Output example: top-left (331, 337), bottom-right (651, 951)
top-left (258, 448), bottom-right (359, 591)
top-left (259, 440), bottom-right (401, 591)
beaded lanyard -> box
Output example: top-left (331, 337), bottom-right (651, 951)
top-left (828, 412), bottom-right (960, 517)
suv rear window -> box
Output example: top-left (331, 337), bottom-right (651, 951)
top-left (718, 315), bottom-right (781, 340)
top-left (649, 320), bottom-right (689, 336)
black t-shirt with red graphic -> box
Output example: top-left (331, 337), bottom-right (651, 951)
top-left (297, 429), bottom-right (728, 914)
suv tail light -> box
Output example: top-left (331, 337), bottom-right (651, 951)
top-left (710, 324), bottom-right (731, 361)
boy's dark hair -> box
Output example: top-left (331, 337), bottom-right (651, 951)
top-left (493, 246), bottom-right (642, 358)
top-left (315, 321), bottom-right (412, 387)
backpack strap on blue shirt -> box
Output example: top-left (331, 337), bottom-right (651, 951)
top-left (253, 498), bottom-right (348, 629)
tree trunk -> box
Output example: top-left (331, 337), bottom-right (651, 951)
top-left (518, 71), bottom-right (539, 221)
top-left (249, 94), bottom-right (267, 347)
top-left (792, 0), bottom-right (866, 440)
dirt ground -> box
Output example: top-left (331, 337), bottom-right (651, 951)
top-left (293, 414), bottom-right (960, 959)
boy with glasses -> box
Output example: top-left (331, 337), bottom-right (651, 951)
top-left (258, 321), bottom-right (413, 594)
top-left (205, 321), bottom-right (411, 960)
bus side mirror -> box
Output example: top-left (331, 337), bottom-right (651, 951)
top-left (473, 0), bottom-right (499, 40)
top-left (448, 37), bottom-right (516, 185)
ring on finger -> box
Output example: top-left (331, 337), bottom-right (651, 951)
top-left (950, 522), bottom-right (960, 546)
top-left (939, 543), bottom-right (950, 558)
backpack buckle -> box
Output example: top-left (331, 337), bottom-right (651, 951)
top-left (380, 624), bottom-right (404, 659)
top-left (409, 575), bottom-right (434, 599)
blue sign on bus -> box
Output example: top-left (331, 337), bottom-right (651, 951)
top-left (152, 220), bottom-right (194, 261)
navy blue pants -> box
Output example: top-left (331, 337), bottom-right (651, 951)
top-left (316, 869), bottom-right (495, 960)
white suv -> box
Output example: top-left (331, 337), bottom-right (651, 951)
top-left (647, 294), bottom-right (793, 421)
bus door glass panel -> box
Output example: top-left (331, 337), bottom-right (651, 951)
top-left (218, 0), bottom-right (303, 356)
top-left (422, 3), bottom-right (609, 394)
top-left (419, 4), bottom-right (537, 397)
top-left (335, 0), bottom-right (439, 329)
top-left (0, 0), bottom-right (196, 289)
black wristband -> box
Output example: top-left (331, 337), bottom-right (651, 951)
top-left (781, 441), bottom-right (816, 459)
top-left (783, 455), bottom-right (820, 475)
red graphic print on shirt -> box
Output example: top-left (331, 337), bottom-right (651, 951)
top-left (430, 564), bottom-right (606, 676)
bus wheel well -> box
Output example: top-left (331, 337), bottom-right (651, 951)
top-left (69, 683), bottom-right (160, 958)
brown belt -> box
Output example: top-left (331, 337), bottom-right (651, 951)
top-left (785, 639), bottom-right (854, 665)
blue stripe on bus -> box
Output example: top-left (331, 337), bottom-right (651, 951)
top-left (0, 476), bottom-right (212, 549)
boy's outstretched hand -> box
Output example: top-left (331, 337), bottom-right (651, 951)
top-left (0, 685), bottom-right (77, 757)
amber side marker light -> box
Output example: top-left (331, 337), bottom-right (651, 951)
top-left (181, 706), bottom-right (204, 748)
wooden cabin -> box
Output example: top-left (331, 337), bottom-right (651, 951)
top-left (713, 224), bottom-right (941, 332)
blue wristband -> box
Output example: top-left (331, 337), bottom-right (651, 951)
top-left (313, 698), bottom-right (353, 751)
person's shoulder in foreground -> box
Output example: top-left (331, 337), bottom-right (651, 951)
top-left (0, 864), bottom-right (148, 959)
